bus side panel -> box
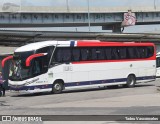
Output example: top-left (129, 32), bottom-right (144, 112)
top-left (64, 60), bottom-right (156, 89)
top-left (137, 60), bottom-right (156, 83)
top-left (48, 64), bottom-right (67, 85)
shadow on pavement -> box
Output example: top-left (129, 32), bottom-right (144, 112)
top-left (135, 84), bottom-right (154, 88)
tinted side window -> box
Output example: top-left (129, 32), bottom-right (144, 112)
top-left (54, 47), bottom-right (71, 63)
top-left (81, 48), bottom-right (90, 61)
top-left (55, 49), bottom-right (63, 62)
top-left (138, 47), bottom-right (147, 58)
top-left (134, 47), bottom-right (141, 58)
top-left (111, 48), bottom-right (119, 60)
top-left (157, 57), bottom-right (160, 68)
top-left (127, 47), bottom-right (136, 59)
top-left (118, 47), bottom-right (127, 59)
top-left (72, 48), bottom-right (80, 61)
top-left (147, 46), bottom-right (154, 58)
top-left (63, 49), bottom-right (71, 62)
top-left (91, 48), bottom-right (97, 60)
top-left (51, 46), bottom-right (154, 63)
top-left (105, 48), bottom-right (112, 60)
top-left (127, 46), bottom-right (154, 59)
top-left (90, 47), bottom-right (105, 60)
top-left (97, 48), bottom-right (105, 60)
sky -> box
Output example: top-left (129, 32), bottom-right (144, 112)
top-left (1, 0), bottom-right (160, 33)
top-left (2, 0), bottom-right (159, 7)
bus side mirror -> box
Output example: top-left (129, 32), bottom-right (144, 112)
top-left (1, 56), bottom-right (13, 68)
top-left (26, 53), bottom-right (47, 67)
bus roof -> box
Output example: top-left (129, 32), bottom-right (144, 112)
top-left (15, 40), bottom-right (154, 52)
top-left (15, 41), bottom-right (70, 52)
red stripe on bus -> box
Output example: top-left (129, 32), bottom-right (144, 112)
top-left (1, 56), bottom-right (13, 68)
top-left (77, 41), bottom-right (155, 47)
top-left (26, 53), bottom-right (45, 67)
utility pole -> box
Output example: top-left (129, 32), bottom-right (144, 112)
top-left (154, 0), bottom-right (156, 10)
top-left (66, 0), bottom-right (69, 11)
top-left (87, 0), bottom-right (91, 32)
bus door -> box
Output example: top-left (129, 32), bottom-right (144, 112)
top-left (50, 48), bottom-right (72, 83)
top-left (71, 48), bottom-right (89, 84)
top-left (61, 48), bottom-right (72, 83)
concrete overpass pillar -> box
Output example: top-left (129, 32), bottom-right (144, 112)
top-left (102, 24), bottom-right (122, 33)
top-left (112, 24), bottom-right (122, 33)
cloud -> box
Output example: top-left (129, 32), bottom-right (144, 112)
top-left (0, 0), bottom-right (21, 6)
top-left (21, 0), bottom-right (66, 6)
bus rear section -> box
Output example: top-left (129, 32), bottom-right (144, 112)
top-left (2, 40), bottom-right (156, 94)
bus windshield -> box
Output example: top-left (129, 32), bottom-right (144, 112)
top-left (9, 46), bottom-right (54, 81)
top-left (9, 51), bottom-right (34, 81)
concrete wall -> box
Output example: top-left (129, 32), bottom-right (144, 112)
top-left (0, 46), bottom-right (17, 54)
top-left (0, 46), bottom-right (17, 72)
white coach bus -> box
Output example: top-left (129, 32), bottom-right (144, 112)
top-left (2, 40), bottom-right (156, 94)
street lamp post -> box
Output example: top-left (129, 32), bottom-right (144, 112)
top-left (66, 0), bottom-right (69, 11)
top-left (20, 0), bottom-right (22, 12)
top-left (87, 0), bottom-right (91, 32)
top-left (154, 0), bottom-right (156, 10)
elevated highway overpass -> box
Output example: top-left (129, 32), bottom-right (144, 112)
top-left (0, 6), bottom-right (160, 32)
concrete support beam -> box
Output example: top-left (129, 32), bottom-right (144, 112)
top-left (0, 11), bottom-right (159, 32)
top-left (112, 24), bottom-right (122, 33)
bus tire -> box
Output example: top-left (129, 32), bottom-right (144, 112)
top-left (125, 75), bottom-right (136, 88)
top-left (52, 81), bottom-right (63, 94)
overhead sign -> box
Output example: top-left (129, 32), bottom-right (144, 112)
top-left (122, 10), bottom-right (136, 27)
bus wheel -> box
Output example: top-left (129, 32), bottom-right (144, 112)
top-left (52, 81), bottom-right (63, 94)
top-left (125, 75), bottom-right (136, 88)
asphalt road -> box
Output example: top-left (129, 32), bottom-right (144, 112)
top-left (1, 79), bottom-right (160, 123)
